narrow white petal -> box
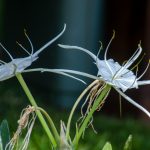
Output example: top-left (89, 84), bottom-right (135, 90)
top-left (137, 80), bottom-right (150, 86)
top-left (58, 44), bottom-right (98, 61)
top-left (24, 68), bottom-right (101, 81)
top-left (33, 24), bottom-right (66, 56)
top-left (114, 87), bottom-right (150, 118)
top-left (51, 69), bottom-right (100, 80)
top-left (23, 68), bottom-right (86, 84)
top-left (137, 62), bottom-right (150, 80)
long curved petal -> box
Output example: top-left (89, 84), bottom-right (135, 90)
top-left (114, 87), bottom-right (150, 118)
top-left (23, 68), bottom-right (86, 84)
top-left (33, 24), bottom-right (66, 57)
top-left (58, 44), bottom-right (99, 61)
top-left (24, 68), bottom-right (101, 81)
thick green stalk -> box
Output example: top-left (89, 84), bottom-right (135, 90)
top-left (16, 73), bottom-right (57, 148)
top-left (73, 84), bottom-right (111, 147)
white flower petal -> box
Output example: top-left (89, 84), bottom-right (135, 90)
top-left (114, 87), bottom-right (150, 118)
top-left (58, 44), bottom-right (99, 62)
top-left (137, 80), bottom-right (150, 86)
top-left (0, 24), bottom-right (66, 81)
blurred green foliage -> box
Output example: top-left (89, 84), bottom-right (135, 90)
top-left (24, 114), bottom-right (150, 150)
top-left (0, 80), bottom-right (150, 150)
top-left (0, 120), bottom-right (10, 150)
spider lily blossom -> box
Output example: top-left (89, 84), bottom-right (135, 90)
top-left (0, 24), bottom-right (66, 81)
top-left (54, 35), bottom-right (150, 118)
top-left (58, 42), bottom-right (142, 92)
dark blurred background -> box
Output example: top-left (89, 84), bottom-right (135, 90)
top-left (0, 0), bottom-right (150, 126)
top-left (1, 0), bottom-right (150, 149)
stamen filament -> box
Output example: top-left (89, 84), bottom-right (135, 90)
top-left (137, 60), bottom-right (150, 80)
top-left (16, 41), bottom-right (31, 55)
top-left (104, 30), bottom-right (115, 76)
top-left (24, 29), bottom-right (34, 55)
top-left (96, 41), bottom-right (103, 68)
top-left (0, 43), bottom-right (14, 60)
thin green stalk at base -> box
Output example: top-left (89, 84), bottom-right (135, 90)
top-left (73, 84), bottom-right (111, 148)
top-left (16, 73), bottom-right (57, 148)
top-left (37, 107), bottom-right (60, 143)
top-left (66, 80), bottom-right (98, 140)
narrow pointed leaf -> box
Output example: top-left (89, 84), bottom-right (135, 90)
top-left (0, 120), bottom-right (10, 150)
top-left (123, 135), bottom-right (132, 150)
top-left (102, 142), bottom-right (112, 150)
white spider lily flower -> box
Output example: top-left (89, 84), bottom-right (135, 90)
top-left (21, 33), bottom-right (150, 118)
top-left (0, 24), bottom-right (66, 81)
top-left (58, 43), bottom-right (142, 92)
top-left (51, 36), bottom-right (150, 118)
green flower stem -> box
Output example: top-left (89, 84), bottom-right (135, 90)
top-left (73, 84), bottom-right (111, 147)
top-left (37, 107), bottom-right (60, 143)
top-left (66, 80), bottom-right (98, 140)
top-left (16, 73), bottom-right (57, 148)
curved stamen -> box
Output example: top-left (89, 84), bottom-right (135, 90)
top-left (0, 43), bottom-right (14, 60)
top-left (24, 29), bottom-right (34, 55)
top-left (104, 30), bottom-right (115, 76)
top-left (112, 44), bottom-right (142, 79)
top-left (130, 53), bottom-right (146, 71)
top-left (96, 41), bottom-right (103, 69)
top-left (24, 29), bottom-right (35, 63)
top-left (124, 44), bottom-right (142, 69)
top-left (16, 41), bottom-right (31, 55)
top-left (137, 60), bottom-right (150, 80)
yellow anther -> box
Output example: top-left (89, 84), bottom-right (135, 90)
top-left (131, 53), bottom-right (146, 70)
top-left (112, 30), bottom-right (115, 39)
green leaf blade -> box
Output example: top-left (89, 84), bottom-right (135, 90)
top-left (102, 142), bottom-right (112, 150)
top-left (0, 120), bottom-right (10, 150)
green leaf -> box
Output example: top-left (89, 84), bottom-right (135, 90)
top-left (0, 120), bottom-right (10, 150)
top-left (102, 142), bottom-right (112, 150)
top-left (73, 123), bottom-right (79, 148)
top-left (123, 134), bottom-right (132, 150)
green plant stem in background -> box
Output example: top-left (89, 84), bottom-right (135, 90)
top-left (66, 80), bottom-right (98, 140)
top-left (73, 84), bottom-right (111, 148)
top-left (16, 73), bottom-right (57, 148)
top-left (37, 107), bottom-right (60, 143)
